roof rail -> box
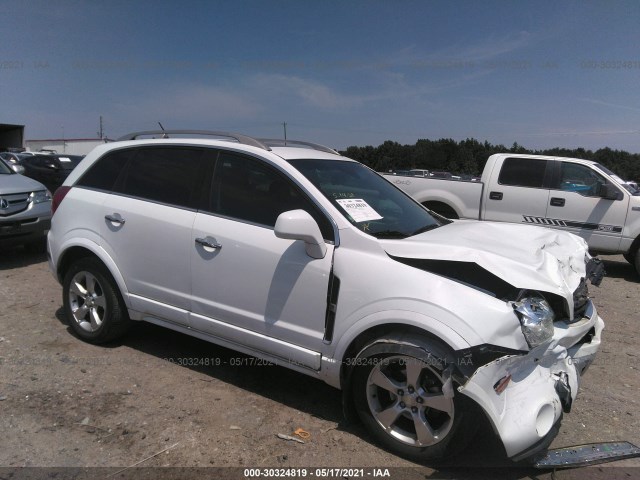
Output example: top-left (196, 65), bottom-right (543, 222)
top-left (259, 138), bottom-right (339, 155)
top-left (116, 130), bottom-right (270, 150)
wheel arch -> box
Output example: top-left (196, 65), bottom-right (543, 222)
top-left (56, 243), bottom-right (131, 309)
top-left (422, 201), bottom-right (460, 219)
top-left (410, 187), bottom-right (466, 219)
top-left (336, 323), bottom-right (466, 392)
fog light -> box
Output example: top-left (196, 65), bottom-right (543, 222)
top-left (536, 403), bottom-right (555, 437)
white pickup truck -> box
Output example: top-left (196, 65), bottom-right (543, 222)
top-left (384, 153), bottom-right (640, 273)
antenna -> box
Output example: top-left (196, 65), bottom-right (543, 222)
top-left (158, 122), bottom-right (168, 138)
top-left (283, 122), bottom-right (287, 145)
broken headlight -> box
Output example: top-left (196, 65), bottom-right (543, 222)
top-left (512, 292), bottom-right (555, 348)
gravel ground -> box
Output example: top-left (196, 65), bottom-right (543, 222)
top-left (0, 248), bottom-right (638, 479)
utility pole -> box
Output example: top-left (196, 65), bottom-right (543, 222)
top-left (97, 116), bottom-right (104, 139)
top-left (283, 122), bottom-right (287, 145)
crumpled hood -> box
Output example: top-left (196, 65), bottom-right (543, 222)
top-left (381, 220), bottom-right (589, 300)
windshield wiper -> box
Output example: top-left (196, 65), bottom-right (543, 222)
top-left (373, 230), bottom-right (409, 239)
top-left (410, 224), bottom-right (439, 236)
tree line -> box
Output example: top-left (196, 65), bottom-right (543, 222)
top-left (340, 138), bottom-right (640, 182)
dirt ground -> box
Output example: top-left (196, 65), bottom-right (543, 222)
top-left (0, 247), bottom-right (638, 479)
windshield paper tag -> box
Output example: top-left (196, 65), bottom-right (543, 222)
top-left (336, 199), bottom-right (383, 222)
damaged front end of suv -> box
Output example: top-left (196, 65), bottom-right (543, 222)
top-left (376, 221), bottom-right (606, 461)
top-left (455, 261), bottom-right (604, 460)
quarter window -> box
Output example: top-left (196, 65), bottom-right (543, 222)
top-left (117, 147), bottom-right (207, 209)
top-left (498, 158), bottom-right (548, 188)
top-left (76, 149), bottom-right (135, 191)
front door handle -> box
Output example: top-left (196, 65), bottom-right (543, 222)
top-left (195, 237), bottom-right (222, 250)
top-left (550, 197), bottom-right (566, 207)
top-left (489, 191), bottom-right (503, 200)
top-left (105, 214), bottom-right (125, 225)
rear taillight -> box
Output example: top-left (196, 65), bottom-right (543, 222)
top-left (52, 186), bottom-right (71, 216)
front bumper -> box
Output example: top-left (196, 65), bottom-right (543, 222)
top-left (0, 198), bottom-right (51, 247)
top-left (458, 302), bottom-right (604, 459)
top-left (0, 216), bottom-right (51, 247)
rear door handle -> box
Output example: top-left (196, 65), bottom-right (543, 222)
top-left (105, 214), bottom-right (125, 225)
top-left (195, 237), bottom-right (222, 250)
top-left (550, 197), bottom-right (566, 207)
top-left (489, 191), bottom-right (503, 200)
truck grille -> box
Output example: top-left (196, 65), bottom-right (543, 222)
top-left (0, 193), bottom-right (30, 217)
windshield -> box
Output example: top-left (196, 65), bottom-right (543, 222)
top-left (288, 158), bottom-right (446, 239)
top-left (594, 163), bottom-right (639, 195)
top-left (0, 159), bottom-right (13, 175)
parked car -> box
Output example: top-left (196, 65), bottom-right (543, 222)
top-left (20, 154), bottom-right (83, 193)
top-left (0, 157), bottom-right (51, 252)
top-left (429, 171), bottom-right (453, 179)
top-left (48, 131), bottom-right (604, 463)
top-left (384, 154), bottom-right (640, 274)
top-left (0, 152), bottom-right (35, 165)
top-left (622, 180), bottom-right (638, 194)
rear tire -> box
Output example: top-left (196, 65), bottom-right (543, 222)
top-left (351, 338), bottom-right (477, 461)
top-left (62, 257), bottom-right (130, 343)
top-left (423, 202), bottom-right (459, 220)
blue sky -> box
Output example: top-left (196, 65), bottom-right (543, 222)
top-left (1, 1), bottom-right (640, 152)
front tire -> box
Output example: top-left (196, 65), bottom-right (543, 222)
top-left (62, 257), bottom-right (130, 343)
top-left (624, 249), bottom-right (640, 276)
top-left (351, 339), bottom-right (476, 461)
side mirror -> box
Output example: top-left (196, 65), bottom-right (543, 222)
top-left (601, 183), bottom-right (622, 200)
top-left (274, 209), bottom-right (327, 259)
top-left (11, 164), bottom-right (25, 174)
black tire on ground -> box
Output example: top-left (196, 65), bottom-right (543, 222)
top-left (351, 338), bottom-right (478, 461)
top-left (623, 249), bottom-right (640, 277)
top-left (62, 257), bottom-right (130, 344)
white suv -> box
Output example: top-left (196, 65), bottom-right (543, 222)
top-left (48, 131), bottom-right (605, 462)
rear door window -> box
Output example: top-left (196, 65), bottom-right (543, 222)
top-left (498, 157), bottom-right (549, 188)
top-left (116, 147), bottom-right (208, 209)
